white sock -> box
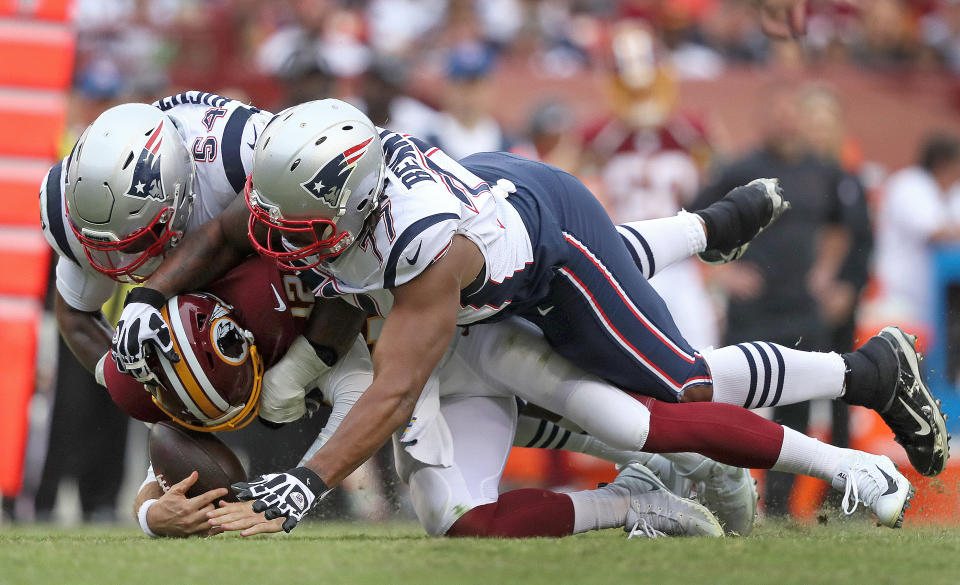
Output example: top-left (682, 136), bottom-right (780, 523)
top-left (617, 211), bottom-right (706, 279)
top-left (513, 415), bottom-right (652, 467)
top-left (771, 426), bottom-right (848, 482)
top-left (703, 343), bottom-right (846, 409)
top-left (567, 483), bottom-right (630, 534)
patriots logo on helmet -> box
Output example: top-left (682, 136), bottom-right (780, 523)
top-left (126, 120), bottom-right (166, 200)
top-left (300, 137), bottom-right (374, 209)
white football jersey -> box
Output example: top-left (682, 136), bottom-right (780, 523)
top-left (298, 130), bottom-right (532, 325)
top-left (40, 91), bottom-right (272, 312)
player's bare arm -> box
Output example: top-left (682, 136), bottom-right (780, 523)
top-left (303, 296), bottom-right (368, 362)
top-left (53, 292), bottom-right (113, 373)
top-left (146, 195), bottom-right (254, 299)
top-left (303, 234), bottom-right (483, 486)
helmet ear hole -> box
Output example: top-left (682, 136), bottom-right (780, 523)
top-left (290, 158), bottom-right (301, 171)
top-left (357, 199), bottom-right (369, 212)
top-left (122, 152), bottom-right (135, 170)
top-left (342, 125), bottom-right (353, 131)
top-left (316, 136), bottom-right (326, 146)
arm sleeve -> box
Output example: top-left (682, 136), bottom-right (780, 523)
top-left (55, 256), bottom-right (117, 312)
top-left (297, 335), bottom-right (371, 465)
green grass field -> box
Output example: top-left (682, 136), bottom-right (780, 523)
top-left (3, 519), bottom-right (960, 585)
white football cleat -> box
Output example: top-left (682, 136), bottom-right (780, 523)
top-left (832, 452), bottom-right (914, 528)
top-left (613, 463), bottom-right (724, 538)
top-left (695, 462), bottom-right (758, 536)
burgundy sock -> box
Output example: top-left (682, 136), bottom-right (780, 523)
top-left (446, 489), bottom-right (575, 538)
top-left (637, 396), bottom-right (784, 469)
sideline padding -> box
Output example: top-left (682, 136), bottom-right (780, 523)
top-left (0, 298), bottom-right (41, 496)
top-left (0, 227), bottom-right (50, 297)
top-left (0, 20), bottom-right (74, 89)
top-left (0, 158), bottom-right (51, 225)
top-left (0, 90), bottom-right (67, 159)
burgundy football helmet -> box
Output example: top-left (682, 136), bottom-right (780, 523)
top-left (146, 292), bottom-right (263, 432)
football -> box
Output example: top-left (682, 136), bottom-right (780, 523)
top-left (148, 421), bottom-right (247, 501)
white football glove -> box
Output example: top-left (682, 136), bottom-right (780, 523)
top-left (112, 287), bottom-right (178, 383)
top-left (260, 335), bottom-right (334, 424)
top-left (232, 467), bottom-right (331, 533)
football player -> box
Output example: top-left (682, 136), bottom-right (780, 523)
top-left (40, 91), bottom-right (270, 376)
top-left (116, 257), bottom-right (741, 538)
top-left (113, 100), bottom-right (935, 535)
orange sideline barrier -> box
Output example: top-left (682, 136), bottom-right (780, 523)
top-left (0, 91), bottom-right (67, 159)
top-left (0, 159), bottom-right (50, 225)
top-left (0, 1), bottom-right (71, 20)
top-left (0, 228), bottom-right (50, 297)
top-left (0, 299), bottom-right (41, 496)
top-left (0, 20), bottom-right (74, 89)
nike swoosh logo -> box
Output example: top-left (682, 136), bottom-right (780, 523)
top-left (271, 284), bottom-right (287, 312)
top-left (537, 305), bottom-right (554, 316)
top-left (405, 242), bottom-right (422, 265)
top-left (877, 466), bottom-right (899, 496)
top-left (247, 124), bottom-right (260, 150)
top-left (899, 397), bottom-right (931, 436)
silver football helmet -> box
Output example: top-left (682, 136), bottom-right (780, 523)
top-left (245, 99), bottom-right (385, 270)
top-left (64, 103), bottom-right (196, 282)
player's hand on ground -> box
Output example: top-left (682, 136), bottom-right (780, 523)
top-left (148, 471), bottom-right (228, 537)
top-left (232, 467), bottom-right (329, 533)
top-left (112, 287), bottom-right (178, 383)
top-left (207, 500), bottom-right (285, 536)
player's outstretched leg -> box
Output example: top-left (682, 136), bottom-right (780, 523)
top-left (701, 327), bottom-right (949, 477)
top-left (515, 414), bottom-right (757, 535)
top-left (695, 177), bottom-right (790, 265)
top-left (637, 398), bottom-right (915, 528)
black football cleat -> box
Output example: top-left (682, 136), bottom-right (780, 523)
top-left (875, 327), bottom-right (949, 477)
top-left (697, 178), bottom-right (790, 265)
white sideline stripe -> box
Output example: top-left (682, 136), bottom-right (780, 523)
top-left (166, 297), bottom-right (230, 412)
top-left (559, 267), bottom-right (680, 393)
top-left (157, 350), bottom-right (206, 421)
top-left (563, 232), bottom-right (695, 363)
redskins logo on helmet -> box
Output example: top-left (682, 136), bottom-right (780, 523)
top-left (145, 293), bottom-right (263, 432)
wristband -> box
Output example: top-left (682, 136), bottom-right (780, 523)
top-left (124, 287), bottom-right (166, 309)
top-left (94, 352), bottom-right (108, 387)
top-left (137, 498), bottom-right (160, 538)
top-left (289, 466), bottom-right (333, 500)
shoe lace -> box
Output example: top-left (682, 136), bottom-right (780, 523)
top-left (627, 518), bottom-right (668, 539)
top-left (840, 463), bottom-right (882, 516)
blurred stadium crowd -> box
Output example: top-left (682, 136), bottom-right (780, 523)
top-left (6, 0), bottom-right (960, 526)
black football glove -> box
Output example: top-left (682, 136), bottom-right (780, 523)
top-left (112, 287), bottom-right (179, 383)
top-left (232, 467), bottom-right (331, 533)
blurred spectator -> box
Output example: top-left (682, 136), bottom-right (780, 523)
top-left (422, 42), bottom-right (511, 159)
top-left (694, 82), bottom-right (865, 516)
top-left (797, 84), bottom-right (874, 493)
top-left (512, 100), bottom-right (582, 173)
top-left (356, 56), bottom-right (439, 137)
top-left (583, 21), bottom-right (719, 349)
top-left (874, 133), bottom-right (960, 333)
